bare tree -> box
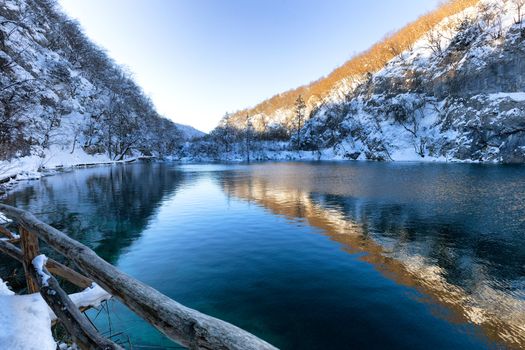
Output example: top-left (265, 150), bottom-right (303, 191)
top-left (478, 2), bottom-right (500, 38)
top-left (0, 0), bottom-right (203, 162)
top-left (425, 27), bottom-right (446, 57)
top-left (491, 3), bottom-right (504, 39)
top-left (387, 95), bottom-right (428, 157)
top-left (0, 81), bottom-right (35, 160)
top-left (513, 0), bottom-right (525, 30)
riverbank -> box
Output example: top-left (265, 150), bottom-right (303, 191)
top-left (181, 142), bottom-right (468, 164)
top-left (0, 147), bottom-right (151, 196)
top-left (0, 143), bottom-right (504, 196)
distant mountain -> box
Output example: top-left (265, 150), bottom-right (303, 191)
top-left (175, 123), bottom-right (206, 140)
top-left (205, 0), bottom-right (525, 163)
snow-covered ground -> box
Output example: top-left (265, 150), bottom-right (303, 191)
top-left (0, 255), bottom-right (111, 350)
top-left (0, 146), bottom-right (144, 195)
top-left (0, 278), bottom-right (55, 350)
top-left (0, 147), bottom-right (110, 180)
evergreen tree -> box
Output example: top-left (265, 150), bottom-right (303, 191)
top-left (245, 115), bottom-right (253, 162)
top-left (294, 95), bottom-right (306, 147)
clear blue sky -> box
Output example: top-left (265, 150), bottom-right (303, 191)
top-left (59, 0), bottom-right (440, 132)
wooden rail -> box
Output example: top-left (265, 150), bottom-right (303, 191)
top-left (0, 203), bottom-right (277, 350)
top-left (35, 262), bottom-right (122, 350)
top-left (0, 239), bottom-right (93, 289)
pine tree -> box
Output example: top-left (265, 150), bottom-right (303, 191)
top-left (245, 115), bottom-right (253, 162)
top-left (294, 95), bottom-right (306, 147)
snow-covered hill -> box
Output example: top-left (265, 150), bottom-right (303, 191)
top-left (175, 123), bottom-right (206, 140)
top-left (0, 0), bottom-right (183, 181)
top-left (212, 0), bottom-right (525, 163)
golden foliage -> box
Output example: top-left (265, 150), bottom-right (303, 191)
top-left (228, 0), bottom-right (479, 124)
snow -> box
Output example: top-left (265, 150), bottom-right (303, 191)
top-left (488, 92), bottom-right (525, 102)
top-left (0, 279), bottom-right (56, 350)
top-left (0, 146), bottom-right (113, 181)
top-left (175, 123), bottom-right (206, 140)
top-left (0, 268), bottom-right (111, 350)
top-left (58, 343), bottom-right (80, 350)
top-left (32, 254), bottom-right (50, 287)
top-left (68, 283), bottom-right (112, 309)
top-left (0, 146), bottom-right (146, 196)
top-left (0, 212), bottom-right (12, 224)
top-left (31, 254), bottom-right (112, 311)
top-left (0, 278), bottom-right (14, 296)
top-left (389, 147), bottom-right (424, 162)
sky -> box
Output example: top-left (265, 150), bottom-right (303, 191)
top-left (58, 0), bottom-right (441, 132)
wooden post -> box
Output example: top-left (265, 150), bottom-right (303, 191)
top-left (0, 238), bottom-right (93, 289)
top-left (20, 226), bottom-right (40, 293)
top-left (0, 224), bottom-right (15, 239)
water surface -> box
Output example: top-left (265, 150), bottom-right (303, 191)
top-left (3, 162), bottom-right (525, 349)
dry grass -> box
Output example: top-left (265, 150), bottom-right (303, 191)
top-left (227, 0), bottom-right (479, 125)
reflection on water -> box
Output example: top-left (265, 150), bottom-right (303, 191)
top-left (4, 163), bottom-right (187, 263)
top-left (220, 162), bottom-right (525, 348)
top-left (2, 161), bottom-right (525, 349)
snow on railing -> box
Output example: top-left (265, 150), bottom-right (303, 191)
top-left (32, 254), bottom-right (50, 287)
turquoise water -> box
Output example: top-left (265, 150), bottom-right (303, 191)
top-left (3, 162), bottom-right (525, 349)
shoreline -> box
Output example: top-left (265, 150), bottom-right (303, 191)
top-left (0, 155), bottom-right (153, 197)
top-left (2, 150), bottom-right (523, 197)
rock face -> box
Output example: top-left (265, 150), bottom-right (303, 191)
top-left (335, 7), bottom-right (525, 163)
top-left (225, 0), bottom-right (525, 163)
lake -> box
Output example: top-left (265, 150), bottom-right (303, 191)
top-left (2, 161), bottom-right (525, 349)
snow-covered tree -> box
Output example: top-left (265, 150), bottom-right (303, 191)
top-left (0, 0), bottom-right (184, 161)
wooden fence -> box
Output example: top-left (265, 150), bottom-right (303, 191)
top-left (0, 203), bottom-right (277, 350)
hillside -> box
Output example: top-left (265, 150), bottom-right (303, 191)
top-left (206, 0), bottom-right (525, 163)
top-left (0, 0), bottom-right (183, 179)
top-left (175, 123), bottom-right (206, 140)
top-left (224, 0), bottom-right (480, 130)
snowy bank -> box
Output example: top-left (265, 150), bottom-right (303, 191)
top-left (0, 146), bottom-right (145, 195)
top-left (0, 274), bottom-right (111, 350)
top-left (0, 278), bottom-right (55, 350)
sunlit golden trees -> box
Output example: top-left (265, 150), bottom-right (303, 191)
top-left (227, 0), bottom-right (480, 128)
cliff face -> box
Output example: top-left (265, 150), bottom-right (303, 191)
top-left (224, 0), bottom-right (525, 163)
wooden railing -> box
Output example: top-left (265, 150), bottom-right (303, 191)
top-left (0, 203), bottom-right (277, 350)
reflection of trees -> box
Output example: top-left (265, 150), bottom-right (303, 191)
top-left (220, 171), bottom-right (525, 349)
top-left (5, 163), bottom-right (189, 263)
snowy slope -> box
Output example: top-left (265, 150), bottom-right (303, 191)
top-left (213, 0), bottom-right (525, 163)
top-left (312, 0), bottom-right (525, 163)
top-left (175, 123), bottom-right (206, 140)
top-left (0, 0), bottom-right (183, 182)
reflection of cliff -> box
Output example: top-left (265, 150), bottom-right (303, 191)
top-left (5, 163), bottom-right (189, 263)
top-left (221, 174), bottom-right (525, 349)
